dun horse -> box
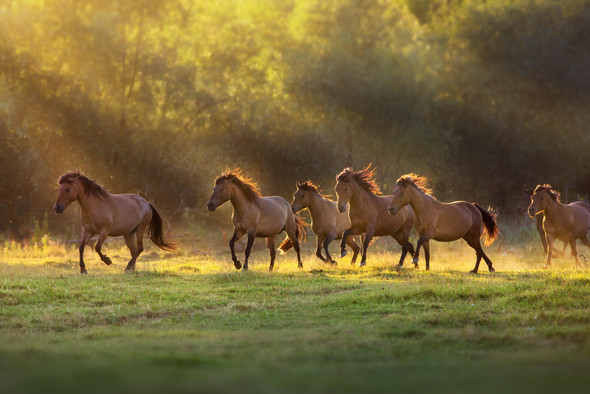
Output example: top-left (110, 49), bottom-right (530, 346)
top-left (54, 172), bottom-right (176, 274)
top-left (387, 174), bottom-right (498, 273)
top-left (207, 169), bottom-right (306, 271)
top-left (335, 165), bottom-right (415, 267)
top-left (290, 181), bottom-right (360, 265)
top-left (528, 184), bottom-right (590, 268)
top-left (516, 186), bottom-right (565, 256)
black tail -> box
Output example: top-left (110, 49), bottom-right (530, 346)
top-left (473, 203), bottom-right (499, 247)
top-left (279, 215), bottom-right (307, 253)
top-left (148, 203), bottom-right (177, 251)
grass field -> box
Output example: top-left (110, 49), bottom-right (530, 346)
top-left (1, 228), bottom-right (590, 394)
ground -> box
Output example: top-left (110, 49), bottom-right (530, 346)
top-left (1, 230), bottom-right (589, 394)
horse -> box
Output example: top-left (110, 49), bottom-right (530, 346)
top-left (528, 184), bottom-right (590, 268)
top-left (516, 186), bottom-right (566, 256)
top-left (387, 174), bottom-right (498, 273)
top-left (334, 165), bottom-right (415, 267)
top-left (289, 180), bottom-right (360, 265)
top-left (206, 168), bottom-right (306, 271)
top-left (53, 171), bottom-right (176, 274)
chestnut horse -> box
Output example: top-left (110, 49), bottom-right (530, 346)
top-left (290, 180), bottom-right (360, 265)
top-left (516, 186), bottom-right (565, 256)
top-left (387, 174), bottom-right (498, 273)
top-left (54, 172), bottom-right (176, 274)
top-left (335, 165), bottom-right (415, 267)
top-left (207, 169), bottom-right (306, 271)
top-left (528, 184), bottom-right (590, 268)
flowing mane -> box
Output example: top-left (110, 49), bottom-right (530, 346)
top-left (215, 168), bottom-right (262, 202)
top-left (396, 173), bottom-right (434, 197)
top-left (534, 184), bottom-right (561, 202)
top-left (336, 164), bottom-right (381, 195)
top-left (58, 171), bottom-right (110, 200)
top-left (297, 180), bottom-right (331, 199)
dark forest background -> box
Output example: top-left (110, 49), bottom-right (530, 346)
top-left (2, 0), bottom-right (590, 240)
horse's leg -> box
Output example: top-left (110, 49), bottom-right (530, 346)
top-left (536, 215), bottom-right (548, 254)
top-left (243, 231), bottom-right (256, 271)
top-left (544, 233), bottom-right (555, 269)
top-left (229, 229), bottom-right (245, 270)
top-left (266, 236), bottom-right (276, 271)
top-left (78, 229), bottom-right (92, 275)
top-left (412, 232), bottom-right (433, 269)
top-left (359, 229), bottom-right (375, 267)
top-left (285, 225), bottom-right (303, 269)
top-left (345, 236), bottom-right (360, 265)
top-left (316, 235), bottom-right (328, 262)
top-left (423, 240), bottom-right (431, 271)
top-left (95, 228), bottom-right (112, 266)
top-left (323, 232), bottom-right (337, 265)
top-left (580, 237), bottom-right (590, 266)
top-left (123, 232), bottom-right (139, 272)
top-left (569, 238), bottom-right (579, 267)
top-left (340, 228), bottom-right (351, 258)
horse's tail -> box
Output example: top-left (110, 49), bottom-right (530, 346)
top-left (279, 215), bottom-right (308, 254)
top-left (473, 203), bottom-right (499, 247)
top-left (148, 203), bottom-right (177, 252)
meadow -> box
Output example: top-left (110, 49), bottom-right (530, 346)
top-left (1, 225), bottom-right (590, 394)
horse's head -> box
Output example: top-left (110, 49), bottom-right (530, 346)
top-left (291, 182), bottom-right (310, 214)
top-left (387, 183), bottom-right (411, 216)
top-left (515, 186), bottom-right (534, 214)
top-left (528, 185), bottom-right (559, 218)
top-left (207, 178), bottom-right (231, 212)
top-left (334, 179), bottom-right (352, 213)
top-left (54, 176), bottom-right (80, 214)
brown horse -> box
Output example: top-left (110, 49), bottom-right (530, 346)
top-left (516, 186), bottom-right (566, 256)
top-left (335, 165), bottom-right (415, 267)
top-left (528, 184), bottom-right (590, 268)
top-left (206, 168), bottom-right (306, 271)
top-left (387, 174), bottom-right (498, 273)
top-left (290, 180), bottom-right (360, 265)
top-left (54, 172), bottom-right (176, 274)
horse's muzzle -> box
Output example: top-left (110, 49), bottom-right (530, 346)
top-left (54, 204), bottom-right (64, 214)
top-left (206, 202), bottom-right (216, 212)
top-left (337, 204), bottom-right (346, 214)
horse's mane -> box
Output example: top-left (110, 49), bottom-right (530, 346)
top-left (534, 184), bottom-right (561, 202)
top-left (215, 168), bottom-right (262, 202)
top-left (336, 164), bottom-right (381, 195)
top-left (396, 173), bottom-right (434, 197)
top-left (58, 171), bottom-right (110, 200)
top-left (297, 180), bottom-right (330, 199)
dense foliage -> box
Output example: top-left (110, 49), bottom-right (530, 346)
top-left (1, 0), bottom-right (589, 236)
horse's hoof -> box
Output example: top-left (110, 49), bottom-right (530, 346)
top-left (269, 266), bottom-right (274, 272)
top-left (80, 270), bottom-right (88, 275)
top-left (103, 257), bottom-right (112, 266)
top-left (298, 263), bottom-right (304, 269)
top-left (330, 260), bottom-right (338, 266)
top-left (234, 261), bottom-right (242, 270)
top-left (488, 267), bottom-right (495, 273)
top-left (359, 261), bottom-right (366, 267)
top-left (469, 269), bottom-right (478, 274)
top-left (340, 250), bottom-right (347, 258)
top-left (411, 257), bottom-right (419, 265)
top-left (242, 265), bottom-right (249, 271)
top-left (394, 264), bottom-right (402, 272)
top-left (542, 265), bottom-right (551, 270)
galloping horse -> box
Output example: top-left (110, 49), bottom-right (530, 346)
top-left (516, 186), bottom-right (565, 256)
top-left (290, 180), bottom-right (360, 265)
top-left (528, 184), bottom-right (590, 268)
top-left (387, 174), bottom-right (498, 273)
top-left (335, 165), bottom-right (415, 267)
top-left (207, 169), bottom-right (306, 271)
top-left (54, 172), bottom-right (176, 274)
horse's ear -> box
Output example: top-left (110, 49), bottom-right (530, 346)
top-left (296, 181), bottom-right (301, 189)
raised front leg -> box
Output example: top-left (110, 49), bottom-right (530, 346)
top-left (229, 229), bottom-right (245, 270)
top-left (95, 228), bottom-right (112, 266)
top-left (243, 231), bottom-right (256, 270)
top-left (78, 229), bottom-right (93, 275)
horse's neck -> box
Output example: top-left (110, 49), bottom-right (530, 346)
top-left (77, 192), bottom-right (106, 217)
top-left (543, 198), bottom-right (566, 224)
top-left (408, 188), bottom-right (436, 217)
top-left (230, 188), bottom-right (257, 216)
top-left (307, 193), bottom-right (331, 220)
top-left (350, 183), bottom-right (376, 211)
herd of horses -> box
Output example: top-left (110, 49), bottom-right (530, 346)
top-left (53, 167), bottom-right (590, 275)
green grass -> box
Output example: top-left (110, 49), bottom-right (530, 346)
top-left (1, 233), bottom-right (590, 393)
